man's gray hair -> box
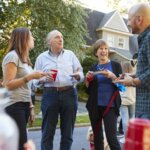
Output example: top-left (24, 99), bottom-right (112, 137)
top-left (46, 30), bottom-right (61, 45)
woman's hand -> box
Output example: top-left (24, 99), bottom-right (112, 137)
top-left (100, 69), bottom-right (116, 80)
top-left (86, 71), bottom-right (94, 82)
top-left (28, 107), bottom-right (35, 126)
top-left (85, 71), bottom-right (94, 87)
top-left (30, 71), bottom-right (47, 80)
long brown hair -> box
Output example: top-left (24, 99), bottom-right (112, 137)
top-left (7, 27), bottom-right (32, 65)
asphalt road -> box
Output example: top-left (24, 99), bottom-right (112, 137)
top-left (30, 100), bottom-right (124, 150)
top-left (28, 126), bottom-right (123, 150)
top-left (28, 126), bottom-right (90, 150)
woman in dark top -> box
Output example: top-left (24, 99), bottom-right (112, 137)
top-left (85, 39), bottom-right (122, 150)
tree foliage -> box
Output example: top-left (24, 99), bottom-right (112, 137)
top-left (0, 0), bottom-right (88, 65)
top-left (106, 0), bottom-right (150, 16)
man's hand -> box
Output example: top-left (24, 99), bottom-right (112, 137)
top-left (70, 73), bottom-right (80, 81)
top-left (114, 74), bottom-right (133, 86)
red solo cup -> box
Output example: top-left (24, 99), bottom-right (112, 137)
top-left (50, 69), bottom-right (58, 81)
top-left (124, 118), bottom-right (150, 150)
top-left (86, 71), bottom-right (94, 82)
top-left (86, 76), bottom-right (94, 82)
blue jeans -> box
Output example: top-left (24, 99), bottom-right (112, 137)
top-left (120, 104), bottom-right (135, 135)
top-left (41, 87), bottom-right (78, 150)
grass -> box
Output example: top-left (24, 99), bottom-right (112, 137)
top-left (28, 99), bottom-right (90, 128)
top-left (34, 100), bottom-right (41, 115)
top-left (28, 115), bottom-right (90, 128)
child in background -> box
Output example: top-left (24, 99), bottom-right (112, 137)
top-left (87, 127), bottom-right (95, 150)
top-left (87, 126), bottom-right (110, 150)
top-left (119, 61), bottom-right (136, 143)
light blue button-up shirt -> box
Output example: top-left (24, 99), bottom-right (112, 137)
top-left (34, 49), bottom-right (84, 87)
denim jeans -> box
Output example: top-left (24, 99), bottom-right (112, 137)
top-left (41, 87), bottom-right (78, 150)
top-left (120, 104), bottom-right (135, 135)
top-left (5, 102), bottom-right (30, 150)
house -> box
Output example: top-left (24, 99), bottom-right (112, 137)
top-left (85, 9), bottom-right (138, 63)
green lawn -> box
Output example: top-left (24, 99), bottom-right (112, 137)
top-left (28, 100), bottom-right (90, 128)
top-left (28, 114), bottom-right (90, 128)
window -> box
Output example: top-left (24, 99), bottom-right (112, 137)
top-left (118, 37), bottom-right (125, 48)
top-left (107, 35), bottom-right (114, 47)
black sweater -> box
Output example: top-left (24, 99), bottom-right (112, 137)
top-left (86, 61), bottom-right (122, 117)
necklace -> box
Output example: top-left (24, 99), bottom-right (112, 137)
top-left (97, 60), bottom-right (110, 71)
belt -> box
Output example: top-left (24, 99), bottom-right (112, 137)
top-left (44, 86), bottom-right (73, 92)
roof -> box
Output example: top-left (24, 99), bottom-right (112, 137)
top-left (85, 9), bottom-right (105, 45)
top-left (110, 47), bottom-right (133, 59)
top-left (98, 11), bottom-right (116, 29)
top-left (85, 9), bottom-right (138, 60)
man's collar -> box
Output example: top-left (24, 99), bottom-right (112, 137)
top-left (48, 49), bottom-right (64, 56)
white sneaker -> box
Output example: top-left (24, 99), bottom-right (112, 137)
top-left (119, 137), bottom-right (125, 143)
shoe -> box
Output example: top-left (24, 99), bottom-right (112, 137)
top-left (116, 131), bottom-right (124, 138)
top-left (119, 137), bottom-right (125, 143)
top-left (119, 129), bottom-right (124, 135)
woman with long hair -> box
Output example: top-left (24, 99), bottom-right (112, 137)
top-left (2, 27), bottom-right (46, 150)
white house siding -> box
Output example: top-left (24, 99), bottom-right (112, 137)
top-left (102, 31), bottom-right (129, 50)
top-left (105, 12), bottom-right (129, 33)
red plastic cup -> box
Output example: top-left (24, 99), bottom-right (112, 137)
top-left (86, 71), bottom-right (94, 82)
top-left (124, 118), bottom-right (150, 150)
top-left (50, 69), bottom-right (58, 81)
top-left (87, 76), bottom-right (93, 82)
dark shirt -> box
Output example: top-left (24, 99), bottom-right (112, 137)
top-left (136, 26), bottom-right (150, 115)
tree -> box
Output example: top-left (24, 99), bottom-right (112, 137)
top-left (0, 0), bottom-right (88, 65)
top-left (0, 0), bottom-right (31, 77)
top-left (28, 0), bottom-right (88, 62)
top-left (106, 0), bottom-right (150, 16)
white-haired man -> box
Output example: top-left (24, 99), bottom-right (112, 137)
top-left (34, 30), bottom-right (84, 150)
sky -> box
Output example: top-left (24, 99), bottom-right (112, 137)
top-left (79, 0), bottom-right (112, 12)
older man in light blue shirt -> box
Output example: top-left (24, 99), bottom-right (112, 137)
top-left (34, 30), bottom-right (84, 150)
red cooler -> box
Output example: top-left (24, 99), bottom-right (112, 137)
top-left (124, 118), bottom-right (150, 150)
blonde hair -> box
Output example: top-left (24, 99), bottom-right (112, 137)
top-left (86, 126), bottom-right (94, 141)
top-left (121, 61), bottom-right (134, 73)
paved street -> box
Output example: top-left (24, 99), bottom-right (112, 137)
top-left (28, 126), bottom-right (90, 150)
top-left (30, 99), bottom-right (124, 150)
top-left (28, 126), bottom-right (123, 150)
